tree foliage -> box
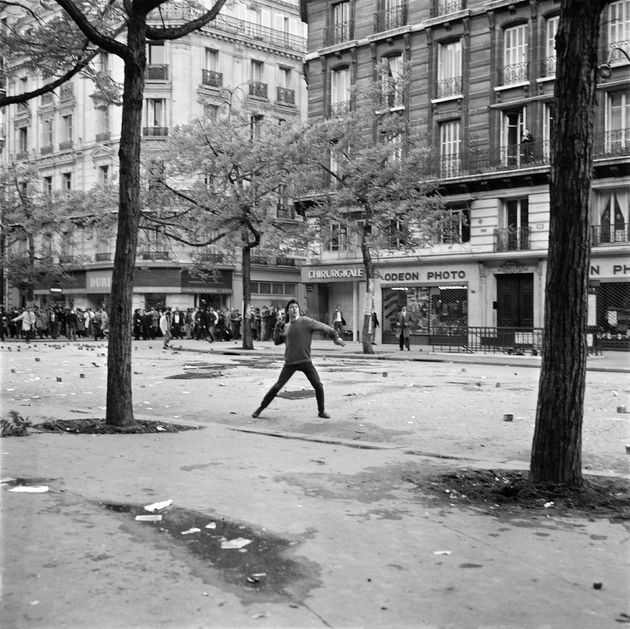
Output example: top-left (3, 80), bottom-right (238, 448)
top-left (291, 67), bottom-right (445, 352)
top-left (148, 106), bottom-right (313, 349)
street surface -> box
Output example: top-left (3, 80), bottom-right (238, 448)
top-left (1, 338), bottom-right (629, 629)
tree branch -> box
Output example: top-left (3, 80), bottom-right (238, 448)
top-left (145, 0), bottom-right (228, 41)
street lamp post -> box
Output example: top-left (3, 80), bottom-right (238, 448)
top-left (598, 45), bottom-right (630, 79)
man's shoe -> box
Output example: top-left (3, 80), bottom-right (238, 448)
top-left (318, 411), bottom-right (330, 419)
top-left (252, 408), bottom-right (262, 418)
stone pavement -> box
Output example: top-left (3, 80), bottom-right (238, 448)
top-left (1, 338), bottom-right (629, 629)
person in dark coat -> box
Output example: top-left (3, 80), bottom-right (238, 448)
top-left (398, 306), bottom-right (411, 351)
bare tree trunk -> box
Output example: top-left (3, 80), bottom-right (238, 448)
top-left (530, 0), bottom-right (606, 486)
top-left (241, 245), bottom-right (253, 350)
top-left (106, 14), bottom-right (146, 427)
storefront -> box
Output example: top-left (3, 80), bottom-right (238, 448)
top-left (301, 263), bottom-right (365, 339)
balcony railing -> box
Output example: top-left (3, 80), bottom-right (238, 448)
top-left (16, 151), bottom-right (28, 161)
top-left (494, 227), bottom-right (530, 252)
top-left (139, 250), bottom-right (170, 260)
top-left (499, 61), bottom-right (529, 85)
top-left (439, 153), bottom-right (461, 178)
top-left (196, 251), bottom-right (225, 264)
top-left (541, 56), bottom-right (556, 78)
top-left (277, 87), bottom-right (295, 105)
top-left (250, 255), bottom-right (269, 266)
top-left (430, 0), bottom-right (465, 18)
top-left (143, 126), bottom-right (169, 137)
top-left (96, 131), bottom-right (111, 142)
top-left (277, 204), bottom-right (295, 219)
top-left (249, 81), bottom-right (268, 99)
top-left (436, 76), bottom-right (462, 98)
top-left (324, 21), bottom-right (354, 47)
top-left (591, 223), bottom-right (629, 246)
top-left (595, 129), bottom-right (630, 157)
top-left (146, 64), bottom-right (169, 81)
top-left (201, 69), bottom-right (222, 88)
top-left (41, 144), bottom-right (53, 155)
top-left (95, 252), bottom-right (112, 261)
top-left (330, 100), bottom-right (352, 116)
top-left (276, 257), bottom-right (296, 267)
top-left (147, 7), bottom-right (307, 52)
top-left (40, 92), bottom-right (54, 107)
top-left (59, 254), bottom-right (74, 264)
top-left (374, 3), bottom-right (407, 32)
top-left (16, 102), bottom-right (30, 116)
top-left (59, 139), bottom-right (73, 151)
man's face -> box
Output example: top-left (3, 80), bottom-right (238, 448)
top-left (287, 303), bottom-right (300, 320)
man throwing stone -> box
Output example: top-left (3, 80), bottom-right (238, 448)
top-left (253, 299), bottom-right (345, 419)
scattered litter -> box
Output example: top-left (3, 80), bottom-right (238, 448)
top-left (135, 514), bottom-right (162, 522)
top-left (9, 486), bottom-right (49, 493)
top-left (251, 612), bottom-right (269, 619)
top-left (144, 499), bottom-right (172, 512)
top-left (544, 502), bottom-right (554, 508)
top-left (433, 550), bottom-right (451, 555)
top-left (618, 406), bottom-right (627, 414)
top-left (205, 522), bottom-right (217, 529)
top-left (156, 426), bottom-right (165, 432)
top-left (221, 537), bottom-right (252, 549)
top-left (181, 527), bottom-right (201, 535)
top-left (593, 582), bottom-right (602, 590)
top-left (503, 414), bottom-right (513, 422)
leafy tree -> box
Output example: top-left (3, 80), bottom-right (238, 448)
top-left (0, 0), bottom-right (227, 427)
top-left (146, 106), bottom-right (312, 349)
top-left (530, 0), bottom-right (609, 487)
top-left (292, 68), bottom-right (445, 353)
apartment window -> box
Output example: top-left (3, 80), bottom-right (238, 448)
top-left (543, 103), bottom-right (554, 159)
top-left (501, 108), bottom-right (528, 167)
top-left (439, 207), bottom-right (470, 244)
top-left (62, 172), bottom-right (72, 190)
top-left (202, 48), bottom-right (222, 88)
top-left (328, 222), bottom-right (348, 251)
top-left (437, 40), bottom-right (462, 98)
top-left (605, 90), bottom-right (630, 153)
top-left (608, 1), bottom-right (630, 62)
top-left (61, 114), bottom-right (73, 143)
top-left (503, 24), bottom-right (528, 84)
top-left (250, 60), bottom-right (267, 98)
top-left (99, 165), bottom-right (109, 185)
top-left (42, 176), bottom-right (53, 195)
top-left (375, 0), bottom-right (406, 32)
top-left (204, 103), bottom-right (219, 121)
top-left (381, 55), bottom-right (404, 109)
top-left (543, 16), bottom-right (559, 77)
top-left (326, 1), bottom-right (352, 46)
top-left (277, 67), bottom-right (294, 104)
top-left (385, 218), bottom-right (409, 249)
top-left (18, 126), bottom-right (28, 153)
top-left (96, 106), bottom-right (110, 138)
top-left (330, 66), bottom-right (351, 115)
top-left (251, 114), bottom-right (264, 140)
top-left (439, 120), bottom-right (460, 178)
top-left (144, 98), bottom-right (167, 135)
top-left (498, 198), bottom-right (529, 251)
top-left (596, 189), bottom-right (628, 244)
top-left (42, 118), bottom-right (53, 147)
top-left (96, 52), bottom-right (109, 75)
top-left (385, 130), bottom-right (403, 163)
top-left (146, 42), bottom-right (167, 80)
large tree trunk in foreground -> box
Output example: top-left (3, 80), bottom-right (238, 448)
top-left (106, 14), bottom-right (147, 427)
top-left (530, 0), bottom-right (606, 486)
top-left (241, 245), bottom-right (254, 350)
top-left (360, 226), bottom-right (375, 354)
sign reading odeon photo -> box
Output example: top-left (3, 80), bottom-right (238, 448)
top-left (302, 265), bottom-right (365, 282)
top-left (381, 269), bottom-right (468, 283)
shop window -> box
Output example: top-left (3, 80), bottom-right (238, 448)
top-left (259, 282), bottom-right (271, 294)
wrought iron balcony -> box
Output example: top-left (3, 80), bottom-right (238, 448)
top-left (59, 254), bottom-right (74, 263)
top-left (40, 92), bottom-right (54, 107)
top-left (59, 84), bottom-right (74, 102)
top-left (374, 3), bottom-right (407, 32)
top-left (276, 257), bottom-right (296, 267)
top-left (499, 61), bottom-right (529, 86)
top-left (436, 76), bottom-right (462, 99)
top-left (594, 129), bottom-right (630, 157)
top-left (430, 0), bottom-right (465, 18)
top-left (59, 140), bottom-right (73, 151)
top-left (250, 255), bottom-right (269, 266)
top-left (249, 81), bottom-right (268, 99)
top-left (494, 227), bottom-right (530, 252)
top-left (41, 144), bottom-right (53, 155)
top-left (330, 100), bottom-right (352, 116)
top-left (95, 131), bottom-right (111, 142)
top-left (324, 21), bottom-right (354, 47)
top-left (277, 87), bottom-right (295, 105)
top-left (201, 69), bottom-right (222, 88)
top-left (146, 64), bottom-right (169, 81)
top-left (95, 252), bottom-right (112, 261)
top-left (591, 223), bottom-right (629, 246)
top-left (541, 56), bottom-right (556, 78)
top-left (277, 204), bottom-right (295, 219)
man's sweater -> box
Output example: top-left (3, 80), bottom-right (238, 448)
top-left (273, 316), bottom-right (339, 365)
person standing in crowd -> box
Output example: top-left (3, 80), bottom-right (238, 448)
top-left (13, 307), bottom-right (36, 343)
top-left (261, 306), bottom-right (271, 341)
top-left (332, 305), bottom-right (345, 339)
top-left (398, 305), bottom-right (411, 351)
top-left (230, 308), bottom-right (242, 340)
top-left (66, 308), bottom-right (78, 340)
top-left (159, 308), bottom-right (173, 349)
top-left (0, 306), bottom-right (7, 342)
top-left (370, 308), bottom-right (380, 344)
top-left (207, 307), bottom-right (217, 342)
top-left (133, 309), bottom-right (143, 341)
top-left (252, 299), bottom-right (345, 419)
top-left (150, 307), bottom-right (159, 339)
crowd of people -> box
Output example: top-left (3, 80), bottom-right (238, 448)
top-left (1, 305), bottom-right (108, 343)
top-left (132, 304), bottom-right (288, 346)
